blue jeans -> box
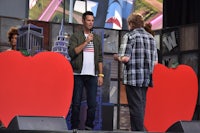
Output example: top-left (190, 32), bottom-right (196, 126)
top-left (71, 75), bottom-right (97, 129)
top-left (126, 85), bottom-right (148, 131)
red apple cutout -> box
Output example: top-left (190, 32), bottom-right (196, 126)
top-left (144, 63), bottom-right (198, 132)
top-left (0, 51), bottom-right (74, 127)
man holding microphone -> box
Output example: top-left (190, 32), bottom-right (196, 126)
top-left (68, 11), bottom-right (103, 132)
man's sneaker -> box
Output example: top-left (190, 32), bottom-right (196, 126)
top-left (85, 126), bottom-right (92, 130)
top-left (72, 129), bottom-right (78, 133)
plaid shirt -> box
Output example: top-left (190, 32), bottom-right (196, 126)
top-left (123, 28), bottom-right (158, 87)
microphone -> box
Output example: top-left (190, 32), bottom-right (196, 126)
top-left (90, 28), bottom-right (93, 33)
top-left (90, 28), bottom-right (93, 43)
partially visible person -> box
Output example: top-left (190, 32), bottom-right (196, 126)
top-left (144, 22), bottom-right (155, 36)
top-left (144, 22), bottom-right (161, 68)
top-left (68, 11), bottom-right (103, 132)
top-left (7, 27), bottom-right (19, 50)
top-left (7, 27), bottom-right (30, 56)
top-left (114, 13), bottom-right (158, 131)
top-left (144, 22), bottom-right (157, 86)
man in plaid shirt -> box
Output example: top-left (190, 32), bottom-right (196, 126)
top-left (114, 13), bottom-right (158, 131)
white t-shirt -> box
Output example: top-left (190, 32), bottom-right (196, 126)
top-left (81, 34), bottom-right (95, 75)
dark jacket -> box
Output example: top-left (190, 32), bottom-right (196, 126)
top-left (68, 30), bottom-right (103, 74)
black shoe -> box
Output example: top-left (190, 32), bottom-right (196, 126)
top-left (72, 129), bottom-right (78, 133)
